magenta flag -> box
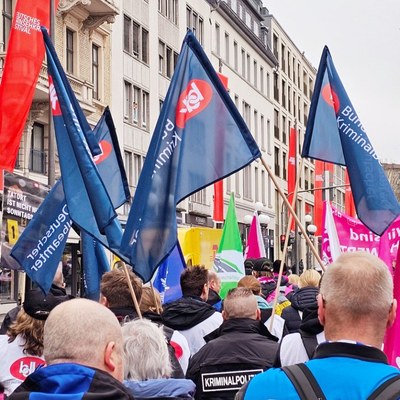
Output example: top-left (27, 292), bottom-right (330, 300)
top-left (384, 244), bottom-right (400, 367)
top-left (244, 212), bottom-right (266, 259)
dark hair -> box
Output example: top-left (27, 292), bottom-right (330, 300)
top-left (180, 265), bottom-right (208, 297)
top-left (100, 268), bottom-right (142, 307)
top-left (273, 259), bottom-right (287, 274)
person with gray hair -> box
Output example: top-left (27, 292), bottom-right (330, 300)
top-left (9, 298), bottom-right (134, 399)
top-left (122, 319), bottom-right (195, 399)
top-left (236, 252), bottom-right (400, 400)
top-left (186, 287), bottom-right (278, 399)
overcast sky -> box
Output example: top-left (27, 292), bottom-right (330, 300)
top-left (265, 0), bottom-right (400, 163)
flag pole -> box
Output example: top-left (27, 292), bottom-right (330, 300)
top-left (260, 156), bottom-right (325, 269)
top-left (121, 262), bottom-right (142, 319)
top-left (150, 281), bottom-right (162, 314)
top-left (269, 158), bottom-right (304, 331)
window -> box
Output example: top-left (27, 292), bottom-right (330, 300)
top-left (132, 21), bottom-right (139, 56)
top-left (253, 60), bottom-right (257, 88)
top-left (190, 188), bottom-right (207, 205)
top-left (2, 0), bottom-right (12, 50)
top-left (260, 66), bottom-right (264, 93)
top-left (224, 32), bottom-right (229, 63)
top-left (124, 81), bottom-right (132, 120)
top-left (92, 44), bottom-right (99, 100)
top-left (241, 49), bottom-right (245, 78)
top-left (274, 109), bottom-right (279, 139)
top-left (124, 151), bottom-right (133, 211)
top-left (246, 53), bottom-right (250, 81)
top-left (281, 43), bottom-right (286, 73)
top-left (124, 82), bottom-right (150, 130)
top-left (282, 79), bottom-right (286, 109)
top-left (242, 101), bottom-right (251, 127)
top-left (274, 72), bottom-right (279, 101)
top-left (186, 6), bottom-right (204, 44)
top-left (266, 72), bottom-right (270, 99)
top-left (261, 114), bottom-right (265, 150)
top-left (166, 46), bottom-right (173, 78)
top-left (273, 33), bottom-right (278, 59)
top-left (267, 119), bottom-right (271, 154)
top-left (215, 23), bottom-right (220, 56)
top-left (142, 91), bottom-right (149, 128)
top-left (254, 167), bottom-right (259, 202)
top-left (282, 115), bottom-right (287, 144)
top-left (29, 123), bottom-right (46, 174)
top-left (133, 86), bottom-right (140, 124)
top-left (159, 40), bottom-right (165, 74)
top-left (141, 29), bottom-right (149, 63)
top-left (66, 28), bottom-right (74, 74)
top-left (233, 41), bottom-right (238, 71)
top-left (159, 40), bottom-right (178, 79)
top-left (134, 153), bottom-right (144, 187)
top-left (253, 110), bottom-right (258, 143)
top-left (124, 15), bottom-right (131, 52)
top-left (124, 15), bottom-right (149, 64)
top-left (159, 0), bottom-right (178, 24)
top-left (274, 146), bottom-right (280, 176)
top-left (282, 151), bottom-right (287, 180)
top-left (261, 170), bottom-right (266, 205)
top-left (243, 166), bottom-right (252, 200)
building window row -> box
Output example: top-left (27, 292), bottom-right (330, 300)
top-left (158, 39), bottom-right (179, 79)
top-left (124, 81), bottom-right (149, 130)
top-left (186, 5), bottom-right (204, 45)
top-left (124, 15), bottom-right (149, 64)
top-left (158, 0), bottom-right (178, 24)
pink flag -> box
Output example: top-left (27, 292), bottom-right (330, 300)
top-left (384, 243), bottom-right (400, 367)
top-left (244, 212), bottom-right (266, 259)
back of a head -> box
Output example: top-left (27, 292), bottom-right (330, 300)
top-left (237, 275), bottom-right (262, 296)
top-left (320, 252), bottom-right (393, 328)
top-left (273, 259), bottom-right (287, 275)
top-left (100, 268), bottom-right (142, 308)
top-left (122, 319), bottom-right (171, 381)
top-left (223, 287), bottom-right (258, 319)
top-left (44, 298), bottom-right (123, 369)
top-left (298, 269), bottom-right (321, 288)
top-left (180, 265), bottom-right (208, 297)
top-left (140, 286), bottom-right (162, 314)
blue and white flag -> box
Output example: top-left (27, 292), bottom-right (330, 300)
top-left (153, 242), bottom-right (185, 304)
top-left (302, 46), bottom-right (400, 235)
top-left (120, 31), bottom-right (260, 282)
top-left (42, 28), bottom-right (124, 251)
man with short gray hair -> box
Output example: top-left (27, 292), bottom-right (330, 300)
top-left (9, 298), bottom-right (134, 399)
top-left (186, 287), bottom-right (278, 399)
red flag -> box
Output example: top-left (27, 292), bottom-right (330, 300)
top-left (384, 242), bottom-right (400, 367)
top-left (344, 170), bottom-right (356, 217)
top-left (213, 180), bottom-right (224, 222)
top-left (314, 161), bottom-right (325, 236)
top-left (287, 128), bottom-right (297, 230)
top-left (0, 0), bottom-right (56, 171)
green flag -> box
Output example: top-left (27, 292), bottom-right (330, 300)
top-left (213, 193), bottom-right (245, 299)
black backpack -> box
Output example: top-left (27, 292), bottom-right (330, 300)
top-left (282, 363), bottom-right (400, 400)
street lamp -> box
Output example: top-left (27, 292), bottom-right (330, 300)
top-left (306, 221), bottom-right (317, 269)
top-left (259, 213), bottom-right (271, 260)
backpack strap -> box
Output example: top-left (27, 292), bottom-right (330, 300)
top-left (367, 374), bottom-right (400, 400)
top-left (282, 363), bottom-right (326, 400)
top-left (299, 329), bottom-right (319, 359)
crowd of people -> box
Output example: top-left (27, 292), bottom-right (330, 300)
top-left (0, 251), bottom-right (399, 399)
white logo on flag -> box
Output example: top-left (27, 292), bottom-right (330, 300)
top-left (49, 83), bottom-right (58, 111)
top-left (14, 12), bottom-right (41, 34)
top-left (179, 82), bottom-right (204, 114)
top-left (289, 156), bottom-right (295, 165)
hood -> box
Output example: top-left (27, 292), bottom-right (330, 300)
top-left (290, 287), bottom-right (319, 311)
top-left (109, 306), bottom-right (139, 324)
top-left (124, 378), bottom-right (195, 398)
top-left (299, 304), bottom-right (324, 335)
top-left (161, 296), bottom-right (216, 330)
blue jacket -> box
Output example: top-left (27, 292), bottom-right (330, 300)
top-left (8, 363), bottom-right (134, 399)
top-left (236, 342), bottom-right (400, 400)
top-left (124, 378), bottom-right (195, 399)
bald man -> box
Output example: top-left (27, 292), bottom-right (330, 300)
top-left (9, 298), bottom-right (134, 400)
top-left (186, 287), bottom-right (278, 400)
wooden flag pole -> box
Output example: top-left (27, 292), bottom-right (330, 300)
top-left (150, 281), bottom-right (162, 314)
top-left (260, 156), bottom-right (325, 269)
top-left (121, 262), bottom-right (142, 319)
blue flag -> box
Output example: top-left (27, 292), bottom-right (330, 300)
top-left (10, 180), bottom-right (71, 293)
top-left (120, 31), bottom-right (260, 282)
top-left (82, 231), bottom-right (110, 301)
top-left (302, 46), bottom-right (400, 235)
top-left (42, 28), bottom-right (124, 252)
top-left (153, 242), bottom-right (185, 304)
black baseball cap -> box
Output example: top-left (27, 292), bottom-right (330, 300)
top-left (23, 288), bottom-right (66, 320)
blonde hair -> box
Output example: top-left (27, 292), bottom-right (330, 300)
top-left (288, 274), bottom-right (300, 286)
top-left (223, 287), bottom-right (258, 319)
top-left (8, 309), bottom-right (45, 356)
top-left (299, 269), bottom-right (321, 288)
top-left (140, 286), bottom-right (162, 314)
top-left (237, 276), bottom-right (262, 295)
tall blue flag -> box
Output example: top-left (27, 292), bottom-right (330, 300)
top-left (120, 31), bottom-right (260, 282)
top-left (42, 28), bottom-right (124, 252)
top-left (302, 46), bottom-right (400, 235)
top-left (153, 242), bottom-right (185, 304)
top-left (11, 106), bottom-right (129, 293)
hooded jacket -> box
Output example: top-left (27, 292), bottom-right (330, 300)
top-left (162, 296), bottom-right (223, 355)
top-left (281, 286), bottom-right (319, 333)
top-left (186, 318), bottom-right (279, 400)
top-left (124, 378), bottom-right (195, 399)
top-left (8, 363), bottom-right (134, 400)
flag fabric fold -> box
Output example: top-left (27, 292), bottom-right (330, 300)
top-left (287, 127), bottom-right (297, 231)
top-left (302, 46), bottom-right (400, 235)
top-left (153, 242), bottom-right (186, 304)
top-left (244, 212), bottom-right (266, 260)
top-left (213, 193), bottom-right (245, 299)
top-left (120, 30), bottom-right (260, 282)
top-left (321, 201), bottom-right (342, 264)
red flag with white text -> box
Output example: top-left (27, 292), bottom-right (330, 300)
top-left (287, 127), bottom-right (297, 230)
top-left (0, 0), bottom-right (57, 171)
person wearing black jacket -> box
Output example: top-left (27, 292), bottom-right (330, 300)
top-left (186, 288), bottom-right (278, 400)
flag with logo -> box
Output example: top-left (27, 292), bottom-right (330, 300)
top-left (42, 28), bottom-right (124, 253)
top-left (0, 0), bottom-right (59, 171)
top-left (213, 194), bottom-right (245, 299)
top-left (153, 242), bottom-right (185, 304)
top-left (302, 46), bottom-right (400, 236)
top-left (120, 30), bottom-right (260, 282)
top-left (244, 212), bottom-right (266, 260)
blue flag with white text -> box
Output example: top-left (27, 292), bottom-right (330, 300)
top-left (120, 30), bottom-right (260, 282)
top-left (42, 28), bottom-right (124, 252)
top-left (302, 46), bottom-right (400, 235)
top-left (153, 242), bottom-right (185, 304)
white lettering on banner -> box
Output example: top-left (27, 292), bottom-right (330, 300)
top-left (14, 12), bottom-right (41, 34)
top-left (201, 369), bottom-right (263, 392)
top-left (340, 246), bottom-right (378, 256)
top-left (26, 204), bottom-right (72, 271)
top-left (349, 228), bottom-right (380, 243)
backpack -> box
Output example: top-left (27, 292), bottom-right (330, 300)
top-left (282, 363), bottom-right (400, 400)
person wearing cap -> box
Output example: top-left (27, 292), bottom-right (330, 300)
top-left (9, 298), bottom-right (134, 400)
top-left (0, 288), bottom-right (69, 397)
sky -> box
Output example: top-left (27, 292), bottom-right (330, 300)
top-left (265, 0), bottom-right (400, 163)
